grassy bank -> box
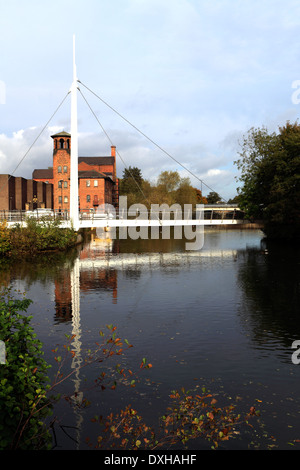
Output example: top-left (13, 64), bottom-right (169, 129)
top-left (0, 217), bottom-right (78, 258)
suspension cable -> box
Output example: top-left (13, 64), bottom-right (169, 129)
top-left (78, 80), bottom-right (227, 202)
top-left (0, 91), bottom-right (71, 209)
top-left (9, 91), bottom-right (71, 177)
top-left (78, 87), bottom-right (156, 211)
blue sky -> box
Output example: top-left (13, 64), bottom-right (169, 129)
top-left (1, 0), bottom-right (300, 200)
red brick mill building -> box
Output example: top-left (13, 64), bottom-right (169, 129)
top-left (0, 131), bottom-right (119, 214)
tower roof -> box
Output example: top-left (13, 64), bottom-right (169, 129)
top-left (51, 131), bottom-right (71, 138)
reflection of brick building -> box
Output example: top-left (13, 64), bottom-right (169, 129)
top-left (32, 131), bottom-right (118, 213)
top-left (78, 235), bottom-right (118, 303)
top-left (54, 273), bottom-right (72, 322)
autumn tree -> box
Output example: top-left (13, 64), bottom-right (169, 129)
top-left (194, 188), bottom-right (208, 204)
top-left (119, 167), bottom-right (203, 210)
top-left (157, 171), bottom-right (181, 193)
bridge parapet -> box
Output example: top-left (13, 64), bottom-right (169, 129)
top-left (1, 206), bottom-right (246, 229)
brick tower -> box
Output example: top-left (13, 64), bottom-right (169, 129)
top-left (51, 131), bottom-right (71, 214)
top-left (32, 131), bottom-right (118, 214)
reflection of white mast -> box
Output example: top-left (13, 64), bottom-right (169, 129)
top-left (70, 256), bottom-right (83, 449)
top-left (70, 34), bottom-right (79, 230)
top-left (71, 257), bottom-right (81, 370)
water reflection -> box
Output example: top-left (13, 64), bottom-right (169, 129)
top-left (2, 230), bottom-right (300, 359)
top-left (237, 238), bottom-right (300, 360)
top-left (3, 230), bottom-right (300, 345)
top-left (2, 229), bottom-right (300, 449)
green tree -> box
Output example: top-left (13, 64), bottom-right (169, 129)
top-left (235, 121), bottom-right (300, 239)
top-left (206, 191), bottom-right (222, 204)
top-left (227, 195), bottom-right (241, 205)
top-left (119, 167), bottom-right (144, 195)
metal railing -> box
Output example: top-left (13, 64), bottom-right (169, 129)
top-left (0, 207), bottom-right (245, 223)
top-left (0, 209), bottom-right (69, 222)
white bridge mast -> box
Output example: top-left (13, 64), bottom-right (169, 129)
top-left (70, 34), bottom-right (79, 230)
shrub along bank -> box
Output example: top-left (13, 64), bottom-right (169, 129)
top-left (0, 290), bottom-right (53, 450)
top-left (0, 217), bottom-right (78, 257)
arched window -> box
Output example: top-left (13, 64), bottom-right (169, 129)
top-left (59, 139), bottom-right (64, 149)
top-left (58, 166), bottom-right (62, 173)
top-left (67, 139), bottom-right (70, 149)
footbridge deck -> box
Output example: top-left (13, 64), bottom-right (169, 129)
top-left (1, 205), bottom-right (246, 229)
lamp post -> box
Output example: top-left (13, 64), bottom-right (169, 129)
top-left (32, 195), bottom-right (38, 210)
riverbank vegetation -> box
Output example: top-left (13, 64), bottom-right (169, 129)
top-left (0, 290), bottom-right (53, 449)
top-left (235, 121), bottom-right (300, 240)
top-left (0, 217), bottom-right (78, 258)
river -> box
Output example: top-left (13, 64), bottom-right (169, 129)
top-left (3, 227), bottom-right (300, 450)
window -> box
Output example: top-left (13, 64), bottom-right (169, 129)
top-left (87, 195), bottom-right (90, 202)
top-left (94, 180), bottom-right (98, 187)
top-left (58, 180), bottom-right (62, 188)
top-left (58, 196), bottom-right (62, 204)
top-left (58, 166), bottom-right (62, 173)
top-left (86, 180), bottom-right (90, 187)
top-left (64, 196), bottom-right (68, 203)
top-left (59, 139), bottom-right (64, 149)
top-left (63, 166), bottom-right (68, 173)
top-left (64, 181), bottom-right (68, 188)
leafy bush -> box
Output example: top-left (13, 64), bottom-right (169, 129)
top-left (0, 221), bottom-right (11, 255)
top-left (0, 289), bottom-right (53, 449)
top-left (1, 217), bottom-right (77, 257)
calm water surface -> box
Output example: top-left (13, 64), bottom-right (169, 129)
top-left (4, 228), bottom-right (300, 450)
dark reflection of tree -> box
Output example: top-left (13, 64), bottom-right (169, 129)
top-left (237, 238), bottom-right (300, 357)
top-left (124, 268), bottom-right (141, 279)
top-left (116, 235), bottom-right (188, 254)
top-left (0, 247), bottom-right (79, 289)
